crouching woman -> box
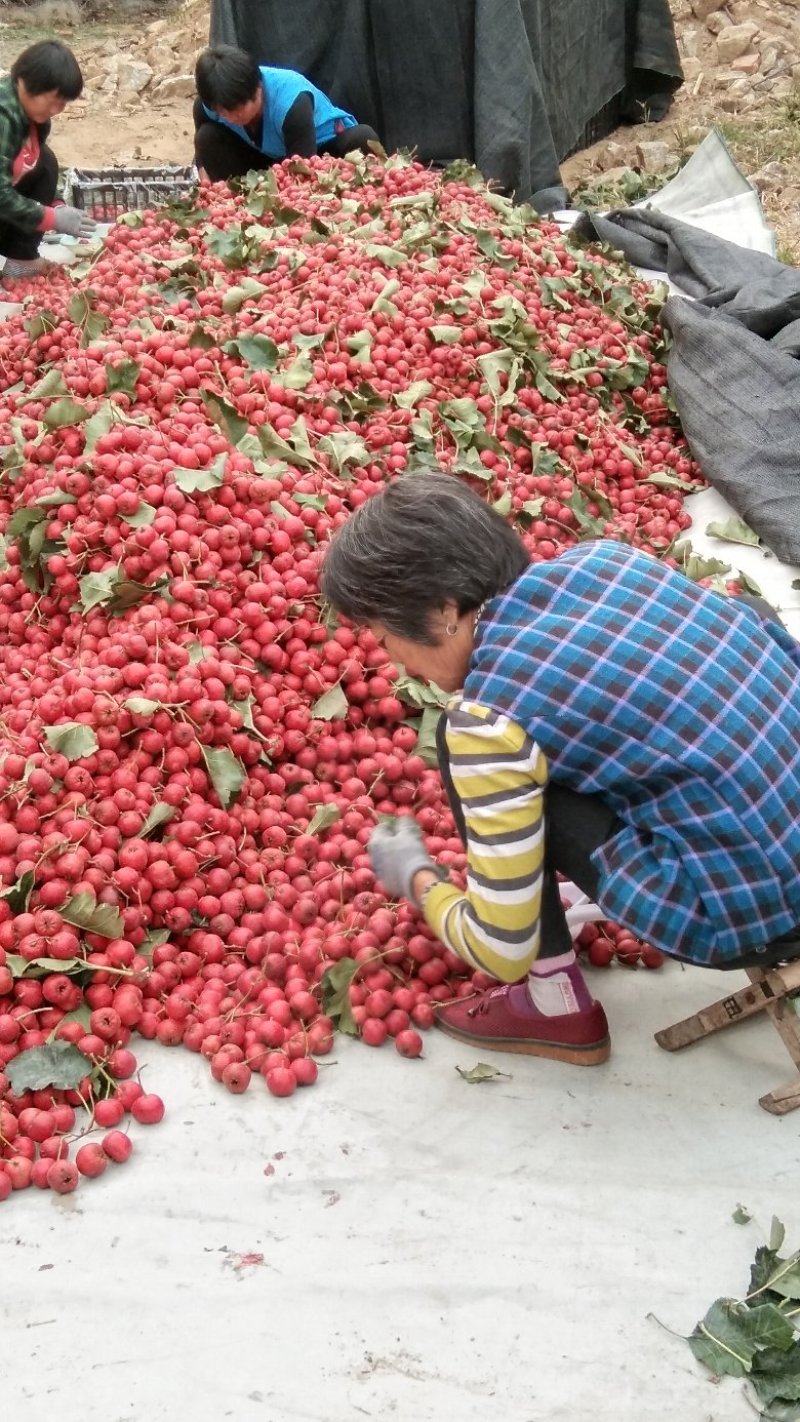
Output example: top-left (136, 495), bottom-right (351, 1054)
top-left (193, 44), bottom-right (383, 183)
top-left (321, 473), bottom-right (800, 1066)
top-left (0, 40), bottom-right (95, 282)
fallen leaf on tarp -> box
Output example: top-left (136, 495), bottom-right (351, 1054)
top-left (706, 516), bottom-right (761, 547)
top-left (455, 1062), bottom-right (511, 1084)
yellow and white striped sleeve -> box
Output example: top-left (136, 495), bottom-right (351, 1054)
top-left (422, 700), bottom-right (548, 984)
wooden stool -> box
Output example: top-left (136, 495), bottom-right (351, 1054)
top-left (655, 960), bottom-right (800, 1115)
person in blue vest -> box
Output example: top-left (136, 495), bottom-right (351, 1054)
top-left (193, 44), bottom-right (383, 182)
top-left (321, 472), bottom-right (800, 1066)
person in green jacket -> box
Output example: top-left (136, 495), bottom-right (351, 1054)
top-left (0, 40), bottom-right (95, 282)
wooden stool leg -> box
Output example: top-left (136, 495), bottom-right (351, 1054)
top-left (759, 1078), bottom-right (800, 1116)
top-left (655, 960), bottom-right (800, 1115)
top-left (749, 966), bottom-right (800, 1115)
top-left (654, 967), bottom-right (794, 1052)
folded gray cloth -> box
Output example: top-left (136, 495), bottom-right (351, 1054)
top-left (575, 207), bottom-right (800, 566)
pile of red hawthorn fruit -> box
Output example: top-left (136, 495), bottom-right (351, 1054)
top-left (0, 152), bottom-right (697, 1196)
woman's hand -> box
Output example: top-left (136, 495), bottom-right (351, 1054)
top-left (368, 818), bottom-right (439, 904)
top-left (53, 206), bottom-right (96, 240)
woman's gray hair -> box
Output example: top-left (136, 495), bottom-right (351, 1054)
top-left (321, 472), bottom-right (530, 643)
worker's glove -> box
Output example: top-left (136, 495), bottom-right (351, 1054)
top-left (53, 206), bottom-right (96, 240)
top-left (368, 818), bottom-right (439, 904)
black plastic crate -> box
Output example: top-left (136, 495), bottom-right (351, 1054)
top-left (63, 165), bottom-right (198, 222)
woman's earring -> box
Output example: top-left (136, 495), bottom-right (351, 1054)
top-left (445, 622), bottom-right (458, 638)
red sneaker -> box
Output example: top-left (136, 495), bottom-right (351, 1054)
top-left (435, 982), bottom-right (610, 1065)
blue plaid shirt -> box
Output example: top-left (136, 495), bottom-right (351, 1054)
top-left (465, 542), bottom-right (800, 965)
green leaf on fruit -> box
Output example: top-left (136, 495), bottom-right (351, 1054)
top-left (138, 929), bottom-right (171, 961)
top-left (78, 567), bottom-right (120, 613)
top-left (371, 278), bottom-right (401, 315)
top-left (174, 453), bottom-right (227, 494)
top-left (568, 491), bottom-right (607, 539)
top-left (106, 359), bottom-right (140, 397)
top-left (201, 746), bottom-right (246, 809)
top-left (307, 803), bottom-right (341, 836)
top-left (221, 277), bottom-right (266, 314)
top-left (10, 956), bottom-right (87, 978)
top-left (476, 230), bottom-right (516, 268)
top-left (82, 403), bottom-right (116, 454)
top-left (28, 368), bottom-right (68, 400)
top-left (337, 381), bottom-right (388, 420)
top-left (492, 490), bottom-right (513, 517)
top-left (44, 397), bottom-right (89, 429)
top-left (672, 542), bottom-right (732, 583)
top-left (294, 492), bottom-right (327, 511)
top-left (736, 569), bottom-right (765, 599)
top-left (518, 496), bottom-right (545, 526)
top-left (67, 291), bottom-right (110, 345)
top-left (706, 517), bottom-right (761, 548)
top-left (43, 722), bottom-right (99, 761)
top-left (124, 696), bottom-right (162, 717)
top-left (429, 324), bottom-right (462, 346)
top-left (0, 870), bottom-right (34, 913)
top-left (25, 309), bottom-right (59, 338)
top-left (456, 1062), bottom-right (512, 1084)
top-left (7, 506), bottom-right (45, 537)
top-left (227, 334), bottom-right (280, 371)
top-left (364, 244), bottom-right (407, 269)
top-left (61, 892), bottom-right (124, 939)
top-left (394, 669), bottom-right (449, 711)
top-left (79, 568), bottom-right (167, 614)
top-left (321, 957), bottom-right (359, 1037)
top-left (257, 423), bottom-right (314, 469)
top-left (139, 802), bottom-right (177, 838)
top-left (188, 323), bottom-right (216, 350)
top-left (395, 381), bottom-right (434, 410)
top-left (312, 685), bottom-right (348, 721)
top-left (35, 490), bottom-right (76, 508)
top-left (273, 351), bottom-right (314, 392)
top-left (200, 391), bottom-right (249, 447)
top-left (318, 431), bottom-right (369, 473)
top-left (477, 349), bottom-right (520, 405)
top-left (414, 706), bottom-right (443, 768)
top-left (56, 1002), bottom-right (92, 1032)
top-left (646, 470), bottom-right (704, 492)
top-left (6, 1041), bottom-right (90, 1094)
top-left (123, 501), bottom-right (157, 528)
top-left (347, 329), bottom-right (373, 364)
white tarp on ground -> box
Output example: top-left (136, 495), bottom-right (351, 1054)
top-left (2, 146), bottom-right (799, 1422)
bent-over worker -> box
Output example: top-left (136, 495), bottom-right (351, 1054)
top-left (193, 44), bottom-right (383, 183)
top-left (321, 473), bottom-right (800, 1065)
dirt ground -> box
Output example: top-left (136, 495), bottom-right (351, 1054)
top-left (0, 0), bottom-right (203, 168)
top-left (1, 0), bottom-right (800, 255)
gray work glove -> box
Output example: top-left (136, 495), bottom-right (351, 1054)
top-left (368, 818), bottom-right (439, 904)
top-left (53, 206), bottom-right (96, 240)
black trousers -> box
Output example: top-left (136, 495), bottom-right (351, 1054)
top-left (193, 99), bottom-right (381, 183)
top-left (0, 145), bottom-right (58, 260)
top-left (435, 713), bottom-right (619, 962)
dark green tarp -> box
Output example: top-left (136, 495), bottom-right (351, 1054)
top-left (209, 0), bottom-right (682, 209)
